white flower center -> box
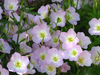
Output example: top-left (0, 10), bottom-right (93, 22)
top-left (9, 4), bottom-right (13, 10)
top-left (52, 56), bottom-right (58, 62)
top-left (78, 57), bottom-right (84, 64)
top-left (40, 54), bottom-right (46, 60)
top-left (71, 50), bottom-right (77, 57)
top-left (47, 65), bottom-right (54, 72)
top-left (67, 37), bottom-right (74, 43)
top-left (39, 32), bottom-right (46, 39)
top-left (57, 17), bottom-right (62, 23)
top-left (53, 37), bottom-right (58, 44)
top-left (15, 61), bottom-right (22, 68)
top-left (96, 25), bottom-right (100, 31)
top-left (66, 13), bottom-right (72, 21)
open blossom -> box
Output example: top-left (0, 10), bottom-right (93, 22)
top-left (7, 52), bottom-right (29, 74)
top-left (20, 43), bottom-right (32, 54)
top-left (41, 63), bottom-right (56, 75)
top-left (63, 44), bottom-right (82, 61)
top-left (77, 50), bottom-right (92, 66)
top-left (31, 24), bottom-right (51, 44)
top-left (0, 64), bottom-right (9, 75)
top-left (66, 6), bottom-right (80, 25)
top-left (38, 5), bottom-right (50, 19)
top-left (4, 0), bottom-right (19, 11)
top-left (50, 9), bottom-right (66, 28)
top-left (89, 46), bottom-right (100, 65)
top-left (0, 7), bottom-right (3, 19)
top-left (77, 32), bottom-right (91, 49)
top-left (30, 53), bottom-right (41, 72)
top-left (12, 32), bottom-right (29, 43)
top-left (24, 63), bottom-right (36, 74)
top-left (45, 48), bottom-right (63, 67)
top-left (45, 30), bottom-right (60, 47)
top-left (88, 18), bottom-right (100, 35)
top-left (60, 28), bottom-right (79, 50)
top-left (73, 0), bottom-right (82, 10)
top-left (34, 46), bottom-right (49, 65)
top-left (0, 38), bottom-right (12, 54)
top-left (60, 62), bottom-right (71, 72)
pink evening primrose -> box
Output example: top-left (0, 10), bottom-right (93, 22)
top-left (73, 0), bottom-right (82, 10)
top-left (4, 0), bottom-right (19, 11)
top-left (30, 53), bottom-right (41, 72)
top-left (34, 46), bottom-right (49, 66)
top-left (45, 30), bottom-right (60, 47)
top-left (88, 18), bottom-right (100, 35)
top-left (66, 6), bottom-right (80, 25)
top-left (0, 38), bottom-right (12, 54)
top-left (45, 48), bottom-right (63, 67)
top-left (0, 64), bottom-right (9, 75)
top-left (77, 32), bottom-right (91, 49)
top-left (64, 44), bottom-right (82, 61)
top-left (38, 5), bottom-right (50, 19)
top-left (60, 62), bottom-right (71, 73)
top-left (89, 46), bottom-right (100, 65)
top-left (40, 63), bottom-right (56, 75)
top-left (50, 9), bottom-right (66, 28)
top-left (24, 63), bottom-right (36, 74)
top-left (0, 7), bottom-right (3, 20)
top-left (20, 43), bottom-right (32, 54)
top-left (12, 32), bottom-right (29, 43)
top-left (52, 0), bottom-right (63, 2)
top-left (31, 24), bottom-right (51, 44)
top-left (60, 28), bottom-right (79, 50)
top-left (7, 52), bottom-right (29, 74)
top-left (77, 50), bottom-right (92, 66)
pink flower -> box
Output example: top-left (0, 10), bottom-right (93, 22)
top-left (73, 0), bottom-right (82, 10)
top-left (77, 32), bottom-right (91, 49)
top-left (77, 50), bottom-right (92, 66)
top-left (40, 63), bottom-right (56, 75)
top-left (20, 43), bottom-right (32, 54)
top-left (30, 53), bottom-right (41, 72)
top-left (89, 46), bottom-right (100, 65)
top-left (12, 32), bottom-right (29, 43)
top-left (24, 63), bottom-right (36, 74)
top-left (88, 18), bottom-right (100, 35)
top-left (4, 0), bottom-right (19, 11)
top-left (66, 6), bottom-right (80, 25)
top-left (0, 7), bottom-right (3, 19)
top-left (60, 62), bottom-right (70, 72)
top-left (45, 48), bottom-right (63, 67)
top-left (34, 46), bottom-right (49, 65)
top-left (38, 5), bottom-right (50, 19)
top-left (0, 38), bottom-right (12, 54)
top-left (60, 28), bottom-right (79, 50)
top-left (50, 9), bottom-right (66, 28)
top-left (31, 24), bottom-right (51, 44)
top-left (7, 52), bottom-right (29, 74)
top-left (45, 30), bottom-right (60, 47)
top-left (64, 44), bottom-right (82, 61)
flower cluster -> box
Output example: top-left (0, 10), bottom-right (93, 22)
top-left (0, 0), bottom-right (100, 75)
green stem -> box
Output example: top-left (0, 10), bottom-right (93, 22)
top-left (17, 0), bottom-right (24, 44)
